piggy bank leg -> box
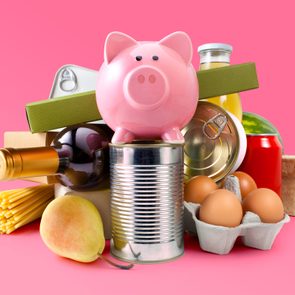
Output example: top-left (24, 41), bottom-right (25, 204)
top-left (162, 128), bottom-right (185, 143)
top-left (112, 127), bottom-right (135, 144)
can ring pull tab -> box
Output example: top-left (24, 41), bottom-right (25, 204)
top-left (202, 113), bottom-right (228, 140)
top-left (59, 67), bottom-right (78, 92)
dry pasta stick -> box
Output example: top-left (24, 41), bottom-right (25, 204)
top-left (7, 187), bottom-right (51, 207)
top-left (6, 200), bottom-right (52, 234)
top-left (13, 193), bottom-right (53, 222)
top-left (14, 200), bottom-right (52, 229)
top-left (0, 185), bottom-right (49, 205)
top-left (7, 191), bottom-right (42, 205)
top-left (8, 186), bottom-right (50, 203)
top-left (2, 204), bottom-right (50, 233)
top-left (0, 185), bottom-right (54, 234)
top-left (5, 203), bottom-right (49, 234)
top-left (8, 190), bottom-right (53, 212)
top-left (0, 186), bottom-right (53, 211)
top-left (1, 186), bottom-right (43, 202)
top-left (2, 185), bottom-right (52, 205)
top-left (4, 211), bottom-right (13, 218)
top-left (1, 190), bottom-right (42, 209)
top-left (9, 195), bottom-right (52, 218)
top-left (4, 224), bottom-right (15, 235)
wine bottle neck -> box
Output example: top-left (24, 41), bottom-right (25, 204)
top-left (0, 147), bottom-right (60, 180)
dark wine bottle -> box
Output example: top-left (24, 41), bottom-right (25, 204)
top-left (0, 124), bottom-right (112, 191)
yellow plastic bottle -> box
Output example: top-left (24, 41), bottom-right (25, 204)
top-left (198, 43), bottom-right (242, 121)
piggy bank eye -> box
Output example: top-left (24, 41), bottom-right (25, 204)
top-left (135, 56), bottom-right (142, 61)
top-left (152, 55), bottom-right (159, 61)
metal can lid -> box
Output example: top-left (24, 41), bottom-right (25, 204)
top-left (181, 101), bottom-right (241, 183)
top-left (197, 43), bottom-right (233, 53)
top-left (109, 140), bottom-right (183, 148)
top-left (49, 64), bottom-right (98, 99)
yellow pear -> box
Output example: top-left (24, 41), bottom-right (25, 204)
top-left (40, 195), bottom-right (105, 263)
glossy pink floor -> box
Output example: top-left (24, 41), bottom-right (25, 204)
top-left (0, 182), bottom-right (293, 295)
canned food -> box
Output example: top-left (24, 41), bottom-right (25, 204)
top-left (110, 141), bottom-right (184, 263)
top-left (239, 135), bottom-right (282, 196)
top-left (181, 101), bottom-right (247, 182)
top-left (49, 65), bottom-right (103, 131)
top-left (49, 64), bottom-right (98, 98)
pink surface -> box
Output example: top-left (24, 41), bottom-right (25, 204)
top-left (0, 200), bottom-right (294, 295)
top-left (0, 0), bottom-right (294, 294)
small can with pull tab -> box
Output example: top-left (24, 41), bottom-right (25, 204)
top-left (49, 64), bottom-right (98, 98)
top-left (181, 101), bottom-right (247, 183)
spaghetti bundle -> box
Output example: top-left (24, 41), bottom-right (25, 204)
top-left (0, 185), bottom-right (54, 234)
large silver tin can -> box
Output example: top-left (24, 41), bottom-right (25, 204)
top-left (110, 142), bottom-right (184, 263)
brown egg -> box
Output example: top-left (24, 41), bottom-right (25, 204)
top-left (199, 189), bottom-right (243, 227)
top-left (233, 171), bottom-right (257, 199)
top-left (242, 188), bottom-right (285, 223)
top-left (184, 176), bottom-right (218, 204)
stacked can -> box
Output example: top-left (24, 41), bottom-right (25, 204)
top-left (239, 112), bottom-right (283, 196)
top-left (110, 142), bottom-right (184, 263)
top-left (239, 135), bottom-right (282, 196)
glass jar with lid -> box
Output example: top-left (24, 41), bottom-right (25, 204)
top-left (198, 43), bottom-right (243, 121)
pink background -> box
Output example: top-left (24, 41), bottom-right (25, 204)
top-left (0, 0), bottom-right (294, 294)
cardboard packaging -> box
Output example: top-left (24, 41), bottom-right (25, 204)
top-left (54, 183), bottom-right (111, 239)
top-left (26, 91), bottom-right (101, 133)
top-left (4, 131), bottom-right (58, 184)
top-left (184, 202), bottom-right (289, 255)
top-left (4, 131), bottom-right (57, 147)
top-left (197, 62), bottom-right (259, 99)
top-left (282, 155), bottom-right (295, 216)
top-left (25, 63), bottom-right (258, 133)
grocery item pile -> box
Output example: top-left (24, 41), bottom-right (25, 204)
top-left (0, 31), bottom-right (292, 267)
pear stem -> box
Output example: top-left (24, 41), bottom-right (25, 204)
top-left (98, 253), bottom-right (134, 270)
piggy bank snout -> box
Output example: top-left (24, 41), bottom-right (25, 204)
top-left (123, 66), bottom-right (169, 110)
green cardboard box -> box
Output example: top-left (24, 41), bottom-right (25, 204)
top-left (197, 62), bottom-right (259, 99)
top-left (26, 91), bottom-right (101, 133)
top-left (26, 63), bottom-right (258, 133)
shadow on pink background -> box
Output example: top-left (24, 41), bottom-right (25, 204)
top-left (0, 1), bottom-right (294, 295)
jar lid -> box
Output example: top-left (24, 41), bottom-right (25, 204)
top-left (198, 43), bottom-right (233, 53)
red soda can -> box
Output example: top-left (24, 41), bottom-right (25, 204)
top-left (239, 135), bottom-right (282, 196)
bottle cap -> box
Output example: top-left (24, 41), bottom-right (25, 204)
top-left (0, 147), bottom-right (59, 181)
top-left (0, 149), bottom-right (22, 180)
top-left (198, 43), bottom-right (233, 53)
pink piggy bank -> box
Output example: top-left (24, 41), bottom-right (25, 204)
top-left (96, 31), bottom-right (198, 144)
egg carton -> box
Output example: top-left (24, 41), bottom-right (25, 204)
top-left (184, 202), bottom-right (290, 255)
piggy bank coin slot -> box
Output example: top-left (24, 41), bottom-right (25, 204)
top-left (59, 68), bottom-right (78, 92)
top-left (202, 114), bottom-right (228, 140)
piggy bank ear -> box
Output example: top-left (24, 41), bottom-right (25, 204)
top-left (104, 32), bottom-right (138, 64)
top-left (159, 32), bottom-right (193, 64)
